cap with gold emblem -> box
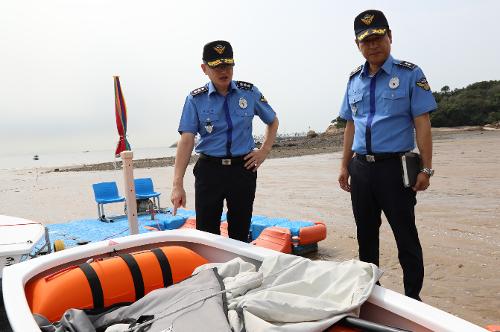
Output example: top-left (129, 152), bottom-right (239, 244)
top-left (202, 40), bottom-right (235, 68)
top-left (354, 9), bottom-right (389, 42)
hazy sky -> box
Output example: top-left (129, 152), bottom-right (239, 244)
top-left (1, 0), bottom-right (499, 155)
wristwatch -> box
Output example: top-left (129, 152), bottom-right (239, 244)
top-left (421, 168), bottom-right (434, 177)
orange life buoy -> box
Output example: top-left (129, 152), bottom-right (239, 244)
top-left (25, 246), bottom-right (208, 322)
top-left (298, 221), bottom-right (327, 245)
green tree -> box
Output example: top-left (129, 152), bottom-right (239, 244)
top-left (430, 80), bottom-right (500, 127)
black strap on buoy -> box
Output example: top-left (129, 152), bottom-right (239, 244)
top-left (119, 253), bottom-right (145, 301)
top-left (151, 248), bottom-right (173, 287)
top-left (79, 263), bottom-right (104, 309)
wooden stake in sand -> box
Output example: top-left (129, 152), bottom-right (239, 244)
top-left (120, 150), bottom-right (138, 234)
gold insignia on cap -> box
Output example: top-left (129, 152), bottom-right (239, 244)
top-left (372, 28), bottom-right (386, 35)
top-left (206, 58), bottom-right (234, 67)
top-left (361, 14), bottom-right (375, 25)
top-left (357, 28), bottom-right (386, 41)
top-left (357, 30), bottom-right (370, 41)
top-left (213, 45), bottom-right (225, 54)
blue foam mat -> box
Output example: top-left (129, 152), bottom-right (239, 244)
top-left (44, 209), bottom-right (323, 253)
top-left (47, 212), bottom-right (187, 247)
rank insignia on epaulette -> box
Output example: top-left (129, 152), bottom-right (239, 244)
top-left (350, 65), bottom-right (362, 78)
top-left (416, 77), bottom-right (431, 91)
top-left (236, 81), bottom-right (253, 90)
top-left (190, 86), bottom-right (208, 96)
top-left (397, 61), bottom-right (417, 70)
top-left (260, 94), bottom-right (268, 103)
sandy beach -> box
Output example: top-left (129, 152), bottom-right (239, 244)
top-left (1, 129), bottom-right (499, 327)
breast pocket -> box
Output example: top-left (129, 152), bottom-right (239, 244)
top-left (348, 93), bottom-right (364, 117)
top-left (235, 109), bottom-right (254, 130)
top-left (199, 110), bottom-right (220, 134)
top-left (381, 90), bottom-right (409, 115)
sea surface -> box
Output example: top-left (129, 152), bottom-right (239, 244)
top-left (0, 146), bottom-right (177, 170)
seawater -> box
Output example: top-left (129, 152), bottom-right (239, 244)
top-left (0, 146), bottom-right (177, 170)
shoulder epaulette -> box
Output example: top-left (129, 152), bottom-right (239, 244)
top-left (349, 65), bottom-right (362, 78)
top-left (236, 81), bottom-right (253, 90)
top-left (190, 86), bottom-right (208, 96)
top-left (396, 61), bottom-right (417, 70)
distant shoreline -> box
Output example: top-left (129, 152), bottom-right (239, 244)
top-left (49, 126), bottom-right (497, 173)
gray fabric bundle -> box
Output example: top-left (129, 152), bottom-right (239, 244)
top-left (37, 268), bottom-right (232, 332)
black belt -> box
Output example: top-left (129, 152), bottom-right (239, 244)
top-left (199, 153), bottom-right (246, 166)
top-left (355, 153), bottom-right (403, 163)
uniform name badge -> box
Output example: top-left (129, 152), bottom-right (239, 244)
top-left (239, 97), bottom-right (248, 109)
top-left (205, 118), bottom-right (213, 133)
top-left (351, 103), bottom-right (358, 115)
top-left (389, 77), bottom-right (399, 89)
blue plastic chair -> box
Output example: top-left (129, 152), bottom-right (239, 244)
top-left (134, 178), bottom-right (161, 209)
top-left (92, 182), bottom-right (125, 221)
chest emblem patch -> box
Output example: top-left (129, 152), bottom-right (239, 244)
top-left (205, 118), bottom-right (213, 133)
top-left (239, 97), bottom-right (248, 109)
top-left (389, 77), bottom-right (400, 89)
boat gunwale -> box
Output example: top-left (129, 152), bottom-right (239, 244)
top-left (2, 228), bottom-right (488, 332)
top-left (2, 229), bottom-right (279, 332)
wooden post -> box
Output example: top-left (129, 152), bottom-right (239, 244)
top-left (120, 150), bottom-right (138, 235)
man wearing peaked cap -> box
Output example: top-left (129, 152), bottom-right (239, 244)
top-left (354, 9), bottom-right (389, 42)
top-left (171, 40), bottom-right (279, 242)
top-left (202, 40), bottom-right (235, 68)
top-left (337, 10), bottom-right (437, 300)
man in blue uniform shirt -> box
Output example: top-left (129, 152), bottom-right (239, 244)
top-left (171, 40), bottom-right (279, 242)
top-left (338, 10), bottom-right (437, 300)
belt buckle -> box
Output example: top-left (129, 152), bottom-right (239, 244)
top-left (221, 158), bottom-right (231, 166)
top-left (365, 155), bottom-right (375, 162)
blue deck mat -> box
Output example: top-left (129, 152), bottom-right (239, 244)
top-left (250, 217), bottom-right (289, 241)
top-left (275, 220), bottom-right (315, 237)
top-left (172, 209), bottom-right (229, 222)
top-left (45, 209), bottom-right (323, 251)
top-left (47, 212), bottom-right (186, 248)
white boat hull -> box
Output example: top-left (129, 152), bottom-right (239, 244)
top-left (2, 228), bottom-right (487, 332)
top-left (0, 215), bottom-right (46, 277)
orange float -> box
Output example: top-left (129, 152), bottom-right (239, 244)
top-left (251, 227), bottom-right (292, 254)
top-left (180, 217), bottom-right (197, 229)
top-left (220, 221), bottom-right (229, 237)
top-left (297, 221), bottom-right (327, 245)
top-left (180, 217), bottom-right (228, 237)
top-left (25, 246), bottom-right (208, 322)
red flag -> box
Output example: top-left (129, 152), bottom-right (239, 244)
top-left (114, 76), bottom-right (131, 157)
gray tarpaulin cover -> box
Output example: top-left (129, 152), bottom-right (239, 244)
top-left (37, 254), bottom-right (380, 332)
top-left (37, 267), bottom-right (232, 332)
top-left (196, 255), bottom-right (380, 332)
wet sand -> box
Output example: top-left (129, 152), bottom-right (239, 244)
top-left (0, 129), bottom-right (499, 327)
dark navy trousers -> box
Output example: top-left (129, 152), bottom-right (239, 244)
top-left (349, 156), bottom-right (424, 300)
top-left (194, 158), bottom-right (256, 242)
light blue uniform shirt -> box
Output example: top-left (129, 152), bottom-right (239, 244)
top-left (339, 55), bottom-right (437, 154)
top-left (178, 80), bottom-right (276, 157)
